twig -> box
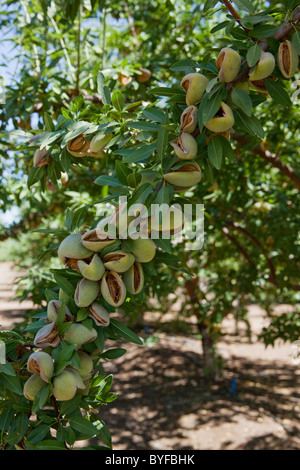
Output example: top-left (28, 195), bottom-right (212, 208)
top-left (101, 8), bottom-right (107, 70)
top-left (48, 13), bottom-right (76, 83)
top-left (221, 0), bottom-right (250, 32)
top-left (20, 0), bottom-right (41, 74)
top-left (76, 3), bottom-right (81, 93)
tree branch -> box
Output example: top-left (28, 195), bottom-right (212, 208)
top-left (232, 134), bottom-right (300, 191)
top-left (222, 226), bottom-right (256, 267)
top-left (225, 220), bottom-right (277, 284)
top-left (221, 0), bottom-right (250, 32)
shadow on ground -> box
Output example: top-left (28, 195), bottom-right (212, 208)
top-left (93, 339), bottom-right (300, 450)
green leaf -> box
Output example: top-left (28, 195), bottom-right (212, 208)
top-left (214, 135), bottom-right (236, 162)
top-left (157, 112), bottom-right (169, 161)
top-left (0, 374), bottom-right (23, 395)
top-left (230, 27), bottom-right (248, 40)
top-left (148, 87), bottom-right (185, 97)
top-left (27, 424), bottom-right (50, 444)
top-left (207, 137), bottom-right (223, 170)
top-left (0, 404), bottom-right (14, 432)
top-left (121, 143), bottom-right (156, 163)
top-left (56, 302), bottom-right (66, 328)
top-left (231, 88), bottom-right (253, 116)
top-left (32, 384), bottom-right (51, 413)
top-left (60, 395), bottom-right (82, 416)
top-left (76, 308), bottom-right (88, 322)
top-left (292, 30), bottom-right (300, 54)
top-left (94, 175), bottom-right (124, 187)
top-left (201, 86), bottom-right (224, 124)
top-left (15, 413), bottom-right (29, 441)
top-left (97, 71), bottom-right (111, 105)
top-left (52, 273), bottom-right (75, 297)
top-left (69, 414), bottom-right (97, 436)
top-left (203, 158), bottom-right (215, 184)
top-left (154, 238), bottom-right (173, 254)
top-left (44, 112), bottom-right (55, 131)
top-left (111, 91), bottom-right (125, 112)
top-left (0, 362), bottom-right (16, 376)
top-left (233, 0), bottom-right (255, 14)
top-left (109, 319), bottom-right (143, 345)
top-left (115, 161), bottom-right (132, 185)
top-left (36, 440), bottom-right (67, 450)
top-left (251, 25), bottom-right (278, 38)
top-left (203, 0), bottom-right (218, 12)
top-left (101, 348), bottom-right (126, 359)
top-left (169, 58), bottom-right (198, 72)
top-left (127, 121), bottom-right (160, 131)
top-left (246, 44), bottom-right (262, 67)
top-left (127, 183), bottom-right (153, 208)
top-left (142, 108), bottom-right (165, 122)
top-left (210, 21), bottom-right (230, 33)
top-left (265, 79), bottom-right (291, 107)
top-left (27, 166), bottom-right (46, 188)
top-left (71, 94), bottom-right (84, 113)
top-left (234, 109), bottom-right (265, 139)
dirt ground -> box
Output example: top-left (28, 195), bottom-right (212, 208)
top-left (0, 261), bottom-right (299, 450)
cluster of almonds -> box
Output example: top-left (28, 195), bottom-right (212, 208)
top-left (23, 213), bottom-right (157, 402)
top-left (163, 41), bottom-right (298, 191)
top-left (33, 133), bottom-right (113, 168)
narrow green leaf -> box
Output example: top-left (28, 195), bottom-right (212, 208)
top-left (69, 414), bottom-right (97, 436)
top-left (233, 0), bottom-right (255, 14)
top-left (234, 109), bottom-right (265, 139)
top-left (36, 440), bottom-right (67, 450)
top-left (246, 43), bottom-right (261, 67)
top-left (111, 91), bottom-right (125, 112)
top-left (207, 137), bottom-right (223, 170)
top-left (214, 135), bottom-right (236, 162)
top-left (0, 362), bottom-right (16, 377)
top-left (231, 88), bottom-right (253, 116)
top-left (0, 374), bottom-right (23, 395)
top-left (201, 86), bottom-right (224, 124)
top-left (148, 87), bottom-right (185, 97)
top-left (109, 319), bottom-right (143, 345)
top-left (27, 166), bottom-right (46, 188)
top-left (265, 79), bottom-right (291, 107)
top-left (44, 112), bottom-right (55, 131)
top-left (251, 25), bottom-right (278, 38)
top-left (142, 108), bottom-right (165, 122)
top-left (115, 161), bottom-right (132, 185)
top-left (52, 273), bottom-right (75, 297)
top-left (94, 175), bottom-right (124, 187)
top-left (157, 112), bottom-right (169, 160)
top-left (292, 31), bottom-right (300, 54)
top-left (127, 121), bottom-right (160, 131)
top-left (101, 348), bottom-right (126, 359)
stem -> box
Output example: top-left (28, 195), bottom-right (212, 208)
top-left (221, 0), bottom-right (250, 32)
top-left (101, 8), bottom-right (107, 70)
top-left (20, 0), bottom-right (41, 74)
top-left (76, 3), bottom-right (81, 93)
top-left (48, 13), bottom-right (76, 83)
